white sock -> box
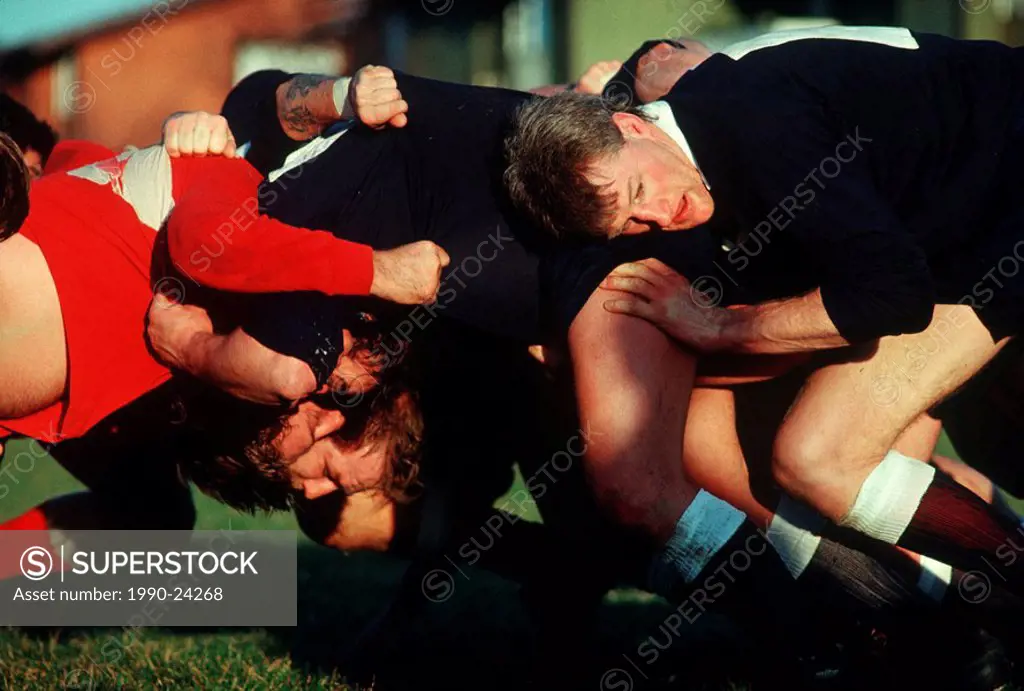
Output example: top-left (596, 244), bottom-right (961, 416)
top-left (647, 490), bottom-right (746, 597)
top-left (916, 555), bottom-right (953, 602)
top-left (838, 450), bottom-right (935, 544)
top-left (766, 496), bottom-right (825, 579)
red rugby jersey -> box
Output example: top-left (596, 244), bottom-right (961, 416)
top-left (1, 147), bottom-right (373, 442)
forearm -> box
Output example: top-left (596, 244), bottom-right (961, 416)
top-left (275, 74), bottom-right (352, 141)
top-left (182, 328), bottom-right (316, 405)
top-left (715, 290), bottom-right (851, 355)
top-left (168, 157), bottom-right (374, 296)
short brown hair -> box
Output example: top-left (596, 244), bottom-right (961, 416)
top-left (504, 92), bottom-right (649, 240)
top-left (0, 132), bottom-right (30, 241)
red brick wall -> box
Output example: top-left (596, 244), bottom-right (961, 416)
top-left (17, 0), bottom-right (354, 150)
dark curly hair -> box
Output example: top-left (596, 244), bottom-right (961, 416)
top-left (1, 93), bottom-right (58, 162)
top-left (0, 132), bottom-right (30, 241)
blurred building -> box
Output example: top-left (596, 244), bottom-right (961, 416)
top-left (0, 0), bottom-right (375, 149)
top-left (2, 0), bottom-right (1023, 150)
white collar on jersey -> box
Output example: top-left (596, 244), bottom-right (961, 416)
top-left (236, 120), bottom-right (355, 183)
top-left (639, 100), bottom-right (710, 191)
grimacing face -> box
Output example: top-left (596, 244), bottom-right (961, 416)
top-left (587, 111), bottom-right (714, 238)
top-left (272, 329), bottom-right (389, 501)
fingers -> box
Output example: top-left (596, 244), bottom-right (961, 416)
top-left (163, 115), bottom-right (184, 157)
top-left (191, 117), bottom-right (212, 158)
top-left (604, 261), bottom-right (665, 287)
top-left (603, 297), bottom-right (657, 320)
top-left (366, 99), bottom-right (408, 126)
top-left (637, 257), bottom-right (678, 278)
top-left (360, 87), bottom-right (402, 106)
top-left (176, 113), bottom-right (199, 156)
top-left (150, 293), bottom-right (173, 310)
top-left (361, 98), bottom-right (408, 127)
top-left (208, 122), bottom-right (231, 156)
top-left (437, 246), bottom-right (451, 268)
top-left (353, 65), bottom-right (407, 127)
top-left (162, 111), bottom-right (235, 158)
top-left (601, 275), bottom-right (658, 300)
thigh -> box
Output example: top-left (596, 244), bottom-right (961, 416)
top-left (568, 285), bottom-right (699, 541)
top-left (781, 304), bottom-right (1007, 465)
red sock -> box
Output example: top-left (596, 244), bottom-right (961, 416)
top-left (898, 472), bottom-right (1024, 593)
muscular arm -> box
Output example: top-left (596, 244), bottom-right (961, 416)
top-left (147, 297), bottom-right (316, 404)
top-left (714, 290), bottom-right (850, 354)
top-left (275, 74), bottom-right (351, 141)
top-left (181, 328), bottom-right (317, 404)
top-left (167, 156), bottom-right (374, 296)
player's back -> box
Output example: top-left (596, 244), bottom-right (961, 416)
top-left (671, 29), bottom-right (1024, 253)
top-left (261, 73), bottom-right (549, 341)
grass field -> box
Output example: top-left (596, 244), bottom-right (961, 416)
top-left (0, 434), bottom-right (982, 690)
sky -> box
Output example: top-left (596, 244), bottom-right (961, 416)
top-left (0, 0), bottom-right (185, 51)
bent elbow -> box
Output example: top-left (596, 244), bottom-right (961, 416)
top-left (274, 359), bottom-right (317, 402)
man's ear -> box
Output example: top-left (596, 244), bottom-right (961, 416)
top-left (611, 111), bottom-right (651, 140)
top-left (314, 410), bottom-right (346, 439)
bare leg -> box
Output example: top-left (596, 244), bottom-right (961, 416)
top-left (771, 305), bottom-right (1024, 588)
top-left (893, 413), bottom-right (943, 462)
top-left (569, 287), bottom-right (698, 543)
top-left (773, 305), bottom-right (1005, 519)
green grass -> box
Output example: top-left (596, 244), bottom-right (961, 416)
top-left (0, 441), bottom-right (717, 691)
top-left (0, 433), bottom-right (1014, 690)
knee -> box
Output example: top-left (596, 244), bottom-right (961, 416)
top-left (771, 422), bottom-right (836, 499)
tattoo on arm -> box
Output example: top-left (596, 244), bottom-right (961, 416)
top-left (277, 74), bottom-right (340, 141)
top-left (282, 104), bottom-right (320, 138)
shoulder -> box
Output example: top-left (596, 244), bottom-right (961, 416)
top-left (43, 140), bottom-right (117, 176)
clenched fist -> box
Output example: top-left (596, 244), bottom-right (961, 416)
top-left (163, 111), bottom-right (237, 158)
top-left (345, 65), bottom-right (409, 129)
top-left (370, 241), bottom-right (450, 305)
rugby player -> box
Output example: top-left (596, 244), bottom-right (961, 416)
top-left (598, 32), bottom-right (1024, 519)
top-left (0, 93), bottom-right (56, 180)
top-left (504, 27), bottom-right (1024, 590)
top-left (157, 68), bottom-right (819, 629)
top-left (152, 64), bottom-right (1010, 663)
top-left (0, 99), bottom-right (447, 538)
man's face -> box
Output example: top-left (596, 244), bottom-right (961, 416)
top-left (280, 401), bottom-right (389, 500)
top-left (635, 40), bottom-right (711, 103)
top-left (588, 112), bottom-right (714, 237)
top-left (23, 148), bottom-right (43, 181)
top-left (272, 329), bottom-right (389, 500)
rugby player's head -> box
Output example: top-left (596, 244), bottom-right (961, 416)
top-left (627, 38), bottom-right (711, 104)
top-left (179, 323), bottom-right (423, 514)
top-left (504, 92), bottom-right (714, 241)
top-left (0, 132), bottom-right (31, 241)
top-left (0, 93), bottom-right (58, 180)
